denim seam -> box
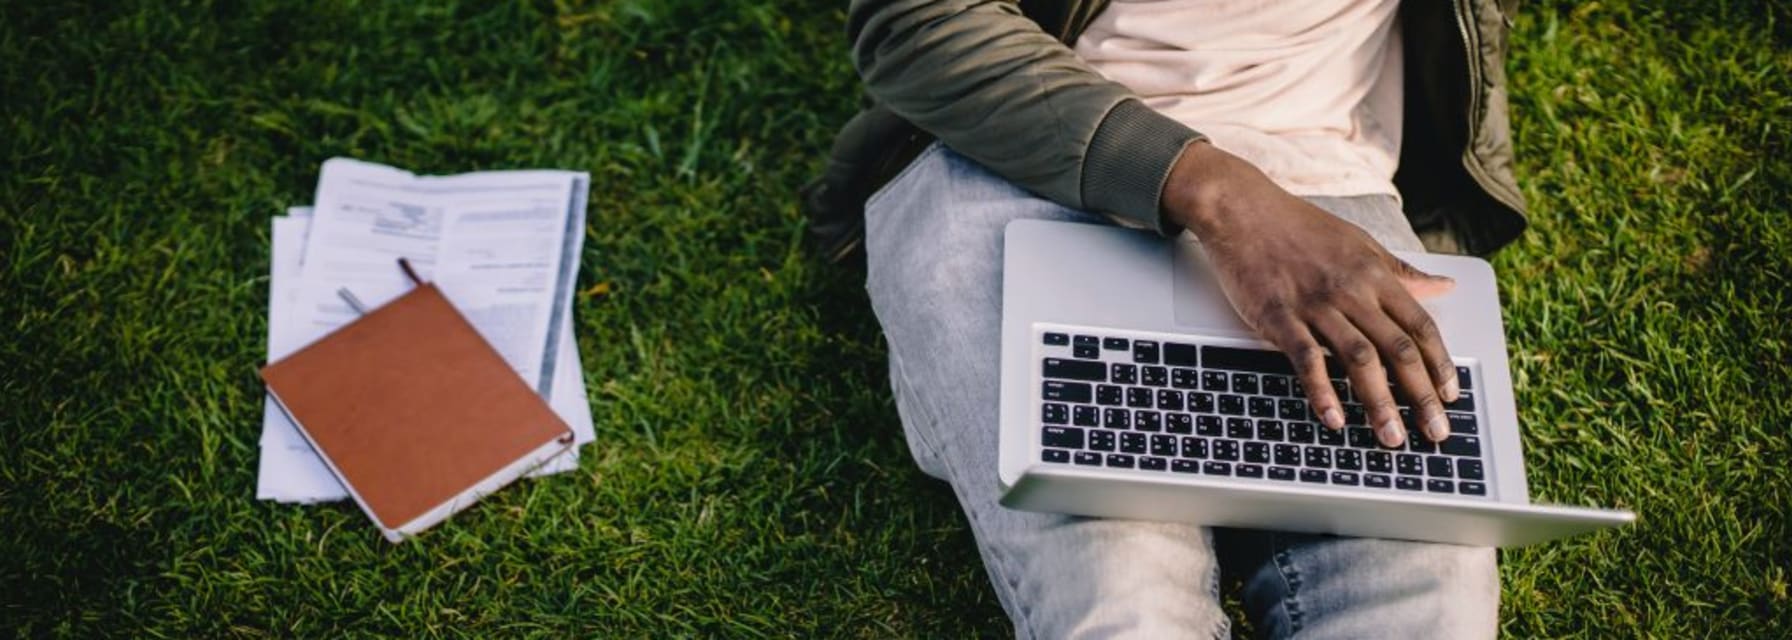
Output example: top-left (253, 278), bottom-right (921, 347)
top-left (1270, 532), bottom-right (1306, 636)
top-left (887, 347), bottom-right (1041, 640)
top-left (886, 349), bottom-right (952, 483)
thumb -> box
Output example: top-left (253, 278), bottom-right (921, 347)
top-left (1392, 258), bottom-right (1455, 299)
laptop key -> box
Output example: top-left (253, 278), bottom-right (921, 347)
top-left (1426, 456), bottom-right (1454, 477)
top-left (1332, 471), bottom-right (1361, 486)
top-left (1073, 405), bottom-right (1099, 427)
top-left (1133, 340), bottom-right (1160, 364)
top-left (1213, 439), bottom-right (1241, 461)
top-left (1274, 444), bottom-right (1301, 466)
top-left (1041, 427), bottom-right (1084, 449)
top-left (1140, 456), bottom-right (1168, 471)
top-left (1127, 387), bottom-right (1153, 408)
top-left (1074, 452), bottom-right (1102, 466)
top-left (1096, 385), bottom-right (1123, 406)
top-left (1447, 412), bottom-right (1478, 435)
top-left (1364, 474), bottom-right (1392, 489)
top-left (1107, 454), bottom-right (1136, 469)
top-left (1120, 432), bottom-right (1147, 454)
top-left (1043, 332), bottom-right (1069, 346)
top-left (1248, 396), bottom-right (1276, 418)
top-left (1103, 408), bottom-right (1130, 429)
top-left (1151, 435), bottom-right (1178, 457)
top-left (1257, 420), bottom-right (1285, 441)
top-left (1111, 363), bottom-right (1138, 385)
top-left (1181, 437), bottom-right (1209, 459)
top-left (1409, 436), bottom-right (1437, 454)
top-left (1334, 449), bottom-right (1362, 471)
top-left (1218, 394), bottom-right (1245, 415)
top-left (1202, 371), bottom-right (1229, 391)
top-left (1347, 427), bottom-right (1376, 448)
top-left (1089, 431), bottom-right (1116, 451)
top-left (1395, 476), bottom-right (1423, 491)
top-left (1365, 450), bottom-right (1393, 473)
top-left (1303, 446), bottom-right (1332, 469)
top-left (1396, 454), bottom-right (1423, 475)
top-left (1268, 466), bottom-right (1297, 481)
top-left (1166, 414), bottom-right (1193, 434)
top-left (1226, 418), bottom-right (1254, 439)
top-left (1134, 410), bottom-right (1162, 432)
top-left (1042, 448), bottom-right (1070, 463)
top-left (1444, 391), bottom-right (1476, 412)
top-left (1172, 459), bottom-right (1200, 474)
top-left (1441, 435), bottom-right (1482, 457)
top-left (1263, 375), bottom-right (1291, 397)
top-left (1042, 381), bottom-right (1091, 403)
top-left (1171, 368), bottom-right (1199, 389)
top-left (1142, 366), bottom-right (1169, 387)
top-left (1317, 426), bottom-right (1345, 446)
top-left (1299, 469), bottom-right (1328, 483)
top-left (1289, 422), bottom-right (1316, 444)
top-left (1457, 366), bottom-right (1473, 390)
top-left (1103, 337), bottom-right (1129, 351)
top-left (1236, 464), bottom-right (1264, 478)
top-left (1244, 441), bottom-right (1270, 464)
top-left (1279, 398), bottom-right (1307, 420)
top-left (1204, 461), bottom-right (1233, 476)
top-left (1196, 415), bottom-right (1222, 436)
top-left (1232, 373), bottom-right (1260, 395)
top-left (1459, 481), bottom-right (1487, 496)
top-left (1044, 358), bottom-right (1106, 382)
top-left (1074, 344), bottom-right (1100, 359)
top-left (1188, 392), bottom-right (1216, 413)
top-left (1202, 345), bottom-right (1298, 375)
top-left (1042, 403), bottom-right (1069, 424)
top-left (1457, 459), bottom-right (1485, 480)
top-left (1074, 335), bottom-right (1099, 347)
top-left (1156, 389), bottom-right (1184, 411)
top-left (1164, 342), bottom-right (1200, 367)
top-left (1427, 479), bottom-right (1455, 493)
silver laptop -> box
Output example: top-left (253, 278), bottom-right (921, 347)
top-left (997, 218), bottom-right (1633, 547)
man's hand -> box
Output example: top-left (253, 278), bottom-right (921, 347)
top-left (1162, 141), bottom-right (1460, 447)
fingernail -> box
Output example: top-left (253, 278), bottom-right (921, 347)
top-left (1379, 419), bottom-right (1405, 447)
top-left (1426, 413), bottom-right (1451, 442)
top-left (1441, 377), bottom-right (1460, 402)
top-left (1323, 407), bottom-right (1344, 429)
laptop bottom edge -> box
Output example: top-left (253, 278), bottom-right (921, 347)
top-left (1001, 467), bottom-right (1634, 548)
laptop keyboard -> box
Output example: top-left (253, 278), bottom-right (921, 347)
top-left (1034, 326), bottom-right (1492, 499)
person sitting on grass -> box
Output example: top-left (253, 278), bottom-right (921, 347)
top-left (805, 0), bottom-right (1527, 636)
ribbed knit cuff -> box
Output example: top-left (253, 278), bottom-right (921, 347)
top-left (1080, 99), bottom-right (1205, 235)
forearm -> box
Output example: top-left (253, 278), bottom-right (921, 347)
top-left (848, 0), bottom-right (1203, 230)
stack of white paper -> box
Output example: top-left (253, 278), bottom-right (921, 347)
top-left (257, 159), bottom-right (595, 503)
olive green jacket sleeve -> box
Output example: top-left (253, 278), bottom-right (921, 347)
top-left (847, 0), bottom-right (1204, 231)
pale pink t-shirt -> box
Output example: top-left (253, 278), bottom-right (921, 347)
top-left (1074, 0), bottom-right (1405, 198)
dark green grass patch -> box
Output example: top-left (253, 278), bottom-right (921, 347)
top-left (2, 0), bottom-right (1788, 636)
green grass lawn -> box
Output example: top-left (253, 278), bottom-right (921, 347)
top-left (3, 0), bottom-right (1788, 636)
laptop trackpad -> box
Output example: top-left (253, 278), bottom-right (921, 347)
top-left (1170, 234), bottom-right (1258, 337)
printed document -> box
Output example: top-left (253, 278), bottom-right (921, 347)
top-left (257, 158), bottom-right (595, 503)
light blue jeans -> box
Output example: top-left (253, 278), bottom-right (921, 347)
top-left (865, 145), bottom-right (1497, 639)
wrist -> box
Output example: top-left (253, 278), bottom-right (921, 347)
top-left (1161, 140), bottom-right (1244, 237)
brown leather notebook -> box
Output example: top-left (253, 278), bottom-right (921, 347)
top-left (260, 283), bottom-right (573, 542)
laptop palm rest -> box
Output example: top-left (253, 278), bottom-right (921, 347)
top-left (1003, 466), bottom-right (1634, 547)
